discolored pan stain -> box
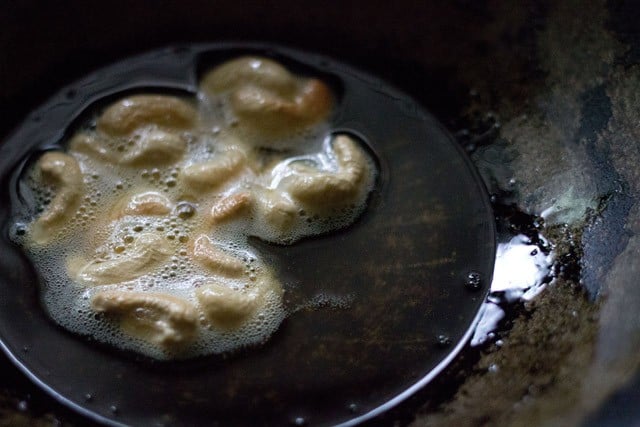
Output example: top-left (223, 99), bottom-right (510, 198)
top-left (408, 1), bottom-right (640, 426)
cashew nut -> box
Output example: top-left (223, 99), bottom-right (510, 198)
top-left (189, 235), bottom-right (245, 277)
top-left (30, 152), bottom-right (84, 244)
top-left (280, 134), bottom-right (372, 206)
top-left (201, 57), bottom-right (297, 95)
top-left (181, 147), bottom-right (247, 191)
top-left (97, 95), bottom-right (197, 136)
top-left (196, 282), bottom-right (260, 330)
top-left (209, 192), bottom-right (252, 224)
top-left (230, 78), bottom-right (332, 133)
top-left (70, 233), bottom-right (172, 286)
top-left (92, 290), bottom-right (198, 349)
top-left (254, 188), bottom-right (298, 233)
top-left (69, 132), bottom-right (117, 163)
top-left (200, 56), bottom-right (333, 136)
top-left (110, 191), bottom-right (173, 220)
top-left (70, 95), bottom-right (195, 166)
top-left (119, 129), bottom-right (187, 165)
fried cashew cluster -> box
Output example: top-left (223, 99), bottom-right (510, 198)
top-left (19, 56), bottom-right (376, 359)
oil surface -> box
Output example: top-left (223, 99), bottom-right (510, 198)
top-left (0, 44), bottom-right (495, 426)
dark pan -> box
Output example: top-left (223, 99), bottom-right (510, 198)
top-left (0, 43), bottom-right (495, 426)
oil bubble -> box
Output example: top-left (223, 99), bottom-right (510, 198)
top-left (436, 334), bottom-right (452, 347)
top-left (176, 202), bottom-right (196, 219)
top-left (465, 271), bottom-right (482, 290)
top-left (13, 223), bottom-right (27, 237)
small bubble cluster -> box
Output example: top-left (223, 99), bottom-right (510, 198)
top-left (465, 271), bottom-right (482, 291)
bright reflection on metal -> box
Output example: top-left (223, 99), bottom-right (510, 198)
top-left (472, 234), bottom-right (554, 346)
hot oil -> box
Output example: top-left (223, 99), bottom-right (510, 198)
top-left (1, 44), bottom-right (496, 426)
top-left (9, 66), bottom-right (378, 361)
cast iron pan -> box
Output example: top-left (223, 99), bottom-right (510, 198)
top-left (0, 43), bottom-right (495, 425)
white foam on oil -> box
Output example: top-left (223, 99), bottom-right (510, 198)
top-left (13, 83), bottom-right (376, 360)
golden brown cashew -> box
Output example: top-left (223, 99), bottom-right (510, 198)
top-left (30, 152), bottom-right (84, 245)
top-left (72, 129), bottom-right (187, 166)
top-left (254, 188), bottom-right (298, 233)
top-left (69, 132), bottom-right (117, 163)
top-left (281, 134), bottom-right (371, 205)
top-left (72, 95), bottom-right (195, 166)
top-left (201, 57), bottom-right (297, 95)
top-left (196, 282), bottom-right (260, 330)
top-left (70, 233), bottom-right (172, 286)
top-left (110, 191), bottom-right (173, 219)
top-left (92, 290), bottom-right (198, 349)
top-left (209, 192), bottom-right (252, 224)
top-left (196, 262), bottom-right (282, 330)
top-left (97, 95), bottom-right (197, 136)
top-left (200, 56), bottom-right (333, 136)
top-left (181, 147), bottom-right (247, 191)
top-left (230, 78), bottom-right (332, 133)
top-left (189, 235), bottom-right (245, 277)
top-left (119, 129), bottom-right (187, 165)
